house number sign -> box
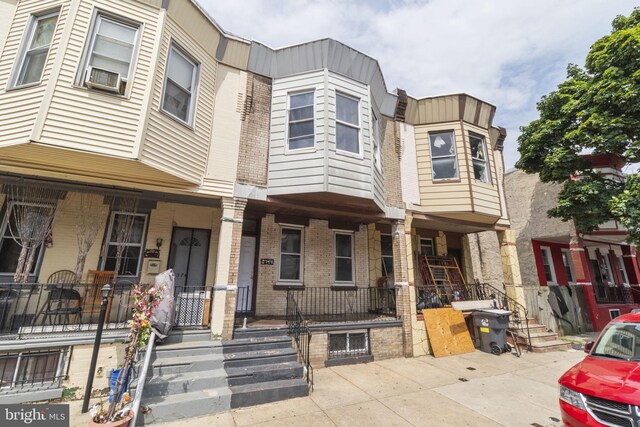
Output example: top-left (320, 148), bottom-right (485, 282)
top-left (260, 258), bottom-right (274, 265)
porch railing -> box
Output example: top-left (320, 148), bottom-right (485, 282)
top-left (0, 283), bottom-right (134, 337)
top-left (0, 347), bottom-right (69, 391)
top-left (286, 286), bottom-right (397, 323)
top-left (235, 286), bottom-right (253, 316)
top-left (285, 290), bottom-right (313, 390)
top-left (594, 284), bottom-right (634, 305)
top-left (174, 285), bottom-right (213, 328)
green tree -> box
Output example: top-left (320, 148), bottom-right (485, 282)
top-left (516, 7), bottom-right (640, 242)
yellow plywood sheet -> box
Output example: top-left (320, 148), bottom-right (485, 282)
top-left (422, 308), bottom-right (475, 357)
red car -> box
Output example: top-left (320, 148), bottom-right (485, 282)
top-left (559, 311), bottom-right (640, 427)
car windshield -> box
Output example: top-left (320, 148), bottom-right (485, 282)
top-left (592, 322), bottom-right (640, 361)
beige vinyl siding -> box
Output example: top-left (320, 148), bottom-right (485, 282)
top-left (466, 122), bottom-right (501, 217)
top-left (0, 0), bottom-right (68, 146)
top-left (326, 72), bottom-right (375, 201)
top-left (221, 38), bottom-right (250, 70)
top-left (140, 15), bottom-right (217, 184)
top-left (39, 0), bottom-right (160, 157)
top-left (0, 1), bottom-right (18, 52)
top-left (268, 69), bottom-right (326, 195)
top-left (166, 0), bottom-right (220, 59)
top-left (205, 64), bottom-right (246, 197)
top-left (415, 122), bottom-right (473, 213)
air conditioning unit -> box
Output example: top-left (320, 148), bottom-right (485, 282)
top-left (84, 66), bottom-right (123, 94)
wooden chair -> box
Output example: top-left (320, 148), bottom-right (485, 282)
top-left (83, 270), bottom-right (115, 320)
top-left (46, 270), bottom-right (77, 287)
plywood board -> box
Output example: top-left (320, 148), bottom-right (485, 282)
top-left (422, 308), bottom-right (475, 357)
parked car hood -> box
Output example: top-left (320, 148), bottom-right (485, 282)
top-left (560, 356), bottom-right (640, 406)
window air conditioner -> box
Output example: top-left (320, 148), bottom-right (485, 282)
top-left (85, 66), bottom-right (123, 94)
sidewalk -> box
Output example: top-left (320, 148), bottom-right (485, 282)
top-left (154, 349), bottom-right (585, 427)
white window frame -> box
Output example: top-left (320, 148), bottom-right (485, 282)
top-left (334, 231), bottom-right (355, 285)
top-left (160, 42), bottom-right (200, 127)
top-left (328, 330), bottom-right (369, 359)
top-left (420, 238), bottom-right (435, 256)
top-left (372, 110), bottom-right (382, 172)
top-left (335, 92), bottom-right (362, 157)
top-left (278, 225), bottom-right (304, 285)
top-left (469, 132), bottom-right (491, 184)
top-left (617, 256), bottom-right (629, 285)
top-left (285, 90), bottom-right (315, 153)
top-left (561, 249), bottom-right (576, 284)
top-left (0, 201), bottom-right (53, 277)
top-left (101, 211), bottom-right (148, 277)
top-left (602, 254), bottom-right (615, 285)
top-left (428, 131), bottom-right (459, 181)
top-left (78, 12), bottom-right (141, 94)
top-left (540, 246), bottom-right (557, 284)
top-left (10, 10), bottom-right (60, 89)
top-left (609, 308), bottom-right (621, 320)
top-left (380, 233), bottom-right (393, 277)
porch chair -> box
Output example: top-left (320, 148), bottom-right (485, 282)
top-left (46, 270), bottom-right (77, 287)
top-left (40, 288), bottom-right (83, 328)
top-left (82, 270), bottom-right (115, 321)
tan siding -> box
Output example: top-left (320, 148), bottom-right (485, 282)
top-left (166, 0), bottom-right (220, 58)
top-left (221, 38), bottom-right (250, 70)
top-left (0, 0), bottom-right (68, 146)
top-left (0, 1), bottom-right (18, 51)
top-left (140, 16), bottom-right (217, 184)
top-left (39, 0), bottom-right (160, 157)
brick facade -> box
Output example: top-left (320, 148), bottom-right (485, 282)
top-left (382, 118), bottom-right (403, 208)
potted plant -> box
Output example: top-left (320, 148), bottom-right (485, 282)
top-left (89, 282), bottom-right (165, 425)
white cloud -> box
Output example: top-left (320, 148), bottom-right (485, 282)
top-left (199, 0), bottom-right (634, 167)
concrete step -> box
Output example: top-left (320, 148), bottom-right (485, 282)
top-left (229, 378), bottom-right (309, 409)
top-left (224, 348), bottom-right (297, 368)
top-left (226, 361), bottom-right (304, 386)
top-left (161, 329), bottom-right (211, 345)
top-left (528, 339), bottom-right (572, 353)
top-left (152, 340), bottom-right (222, 359)
top-left (517, 331), bottom-right (559, 344)
top-left (233, 327), bottom-right (289, 340)
top-left (138, 387), bottom-right (231, 425)
top-left (134, 368), bottom-right (228, 398)
top-left (150, 353), bottom-right (225, 376)
top-left (222, 336), bottom-right (292, 354)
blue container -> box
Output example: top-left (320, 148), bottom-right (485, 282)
top-left (108, 368), bottom-right (130, 403)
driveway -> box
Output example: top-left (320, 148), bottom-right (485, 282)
top-left (157, 349), bottom-right (585, 427)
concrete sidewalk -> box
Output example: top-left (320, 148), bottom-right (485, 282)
top-left (154, 348), bottom-right (584, 427)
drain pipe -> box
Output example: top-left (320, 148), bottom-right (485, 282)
top-left (130, 331), bottom-right (156, 427)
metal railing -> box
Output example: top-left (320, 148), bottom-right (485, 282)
top-left (415, 282), bottom-right (469, 311)
top-left (0, 283), bottom-right (134, 337)
top-left (285, 290), bottom-right (313, 390)
top-left (467, 281), bottom-right (532, 352)
top-left (235, 286), bottom-right (253, 316)
top-left (286, 287), bottom-right (397, 323)
top-left (594, 284), bottom-right (634, 305)
top-left (0, 348), bottom-right (69, 391)
top-left (174, 285), bottom-right (213, 328)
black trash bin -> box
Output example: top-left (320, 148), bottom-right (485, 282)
top-left (472, 309), bottom-right (512, 355)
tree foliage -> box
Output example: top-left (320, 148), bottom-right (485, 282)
top-left (516, 8), bottom-right (640, 241)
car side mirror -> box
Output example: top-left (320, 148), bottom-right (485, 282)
top-left (584, 341), bottom-right (594, 353)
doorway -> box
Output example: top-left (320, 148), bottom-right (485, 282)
top-left (237, 236), bottom-right (256, 313)
top-left (168, 227), bottom-right (211, 292)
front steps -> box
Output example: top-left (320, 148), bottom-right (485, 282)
top-left (134, 330), bottom-right (231, 425)
top-left (223, 327), bottom-right (309, 408)
top-left (512, 317), bottom-right (571, 353)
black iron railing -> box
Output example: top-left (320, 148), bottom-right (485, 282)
top-left (286, 286), bottom-right (397, 323)
top-left (467, 281), bottom-right (532, 352)
top-left (174, 285), bottom-right (213, 328)
top-left (285, 290), bottom-right (313, 390)
top-left (0, 347), bottom-right (69, 391)
top-left (0, 283), bottom-right (134, 337)
top-left (594, 284), bottom-right (634, 305)
top-left (235, 286), bottom-right (253, 316)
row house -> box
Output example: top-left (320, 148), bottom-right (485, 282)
top-left (0, 0), bottom-right (522, 406)
top-left (504, 154), bottom-right (640, 335)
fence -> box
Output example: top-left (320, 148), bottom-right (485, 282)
top-left (285, 291), bottom-right (313, 390)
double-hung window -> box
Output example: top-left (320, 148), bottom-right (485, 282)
top-left (287, 92), bottom-right (314, 150)
top-left (161, 43), bottom-right (199, 125)
top-left (561, 249), bottom-right (576, 284)
top-left (372, 110), bottom-right (382, 171)
top-left (82, 14), bottom-right (139, 93)
top-left (429, 131), bottom-right (458, 180)
top-left (279, 227), bottom-right (302, 283)
top-left (602, 255), bottom-right (615, 285)
top-left (102, 212), bottom-right (147, 277)
top-left (335, 233), bottom-right (354, 283)
top-left (540, 246), bottom-right (556, 284)
top-left (12, 11), bottom-right (59, 88)
top-left (336, 93), bottom-right (360, 154)
top-left (617, 256), bottom-right (629, 285)
top-left (420, 238), bottom-right (435, 256)
top-left (380, 234), bottom-right (393, 276)
top-left (469, 133), bottom-right (491, 183)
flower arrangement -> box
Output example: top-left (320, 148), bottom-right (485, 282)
top-left (89, 393), bottom-right (132, 425)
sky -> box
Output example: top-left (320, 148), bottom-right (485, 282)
top-left (200, 0), bottom-right (635, 169)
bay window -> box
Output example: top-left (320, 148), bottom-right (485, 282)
top-left (336, 93), bottom-right (360, 154)
top-left (12, 11), bottom-right (59, 88)
top-left (429, 131), bottom-right (458, 180)
top-left (287, 91), bottom-right (315, 150)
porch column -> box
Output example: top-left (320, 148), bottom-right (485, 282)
top-left (210, 197), bottom-right (246, 340)
top-left (392, 217), bottom-right (414, 358)
top-left (496, 230), bottom-right (525, 306)
top-left (569, 236), bottom-right (600, 329)
top-left (367, 223), bottom-right (382, 286)
top-left (435, 231), bottom-right (447, 256)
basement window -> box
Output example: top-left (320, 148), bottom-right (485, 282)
top-left (328, 331), bottom-right (369, 359)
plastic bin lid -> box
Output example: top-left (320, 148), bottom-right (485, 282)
top-left (475, 309), bottom-right (512, 315)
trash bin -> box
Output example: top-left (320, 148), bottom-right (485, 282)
top-left (472, 309), bottom-right (512, 355)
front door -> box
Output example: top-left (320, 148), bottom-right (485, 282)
top-left (237, 236), bottom-right (256, 312)
top-left (168, 227), bottom-right (211, 292)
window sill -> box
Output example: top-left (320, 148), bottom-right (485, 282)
top-left (274, 283), bottom-right (304, 291)
top-left (285, 146), bottom-right (316, 155)
top-left (160, 108), bottom-right (195, 130)
top-left (72, 83), bottom-right (131, 100)
top-left (335, 149), bottom-right (363, 160)
top-left (6, 81), bottom-right (42, 92)
top-left (432, 178), bottom-right (461, 184)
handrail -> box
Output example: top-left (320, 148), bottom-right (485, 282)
top-left (468, 281), bottom-right (532, 352)
top-left (129, 331), bottom-right (155, 427)
top-left (285, 290), bottom-right (313, 391)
